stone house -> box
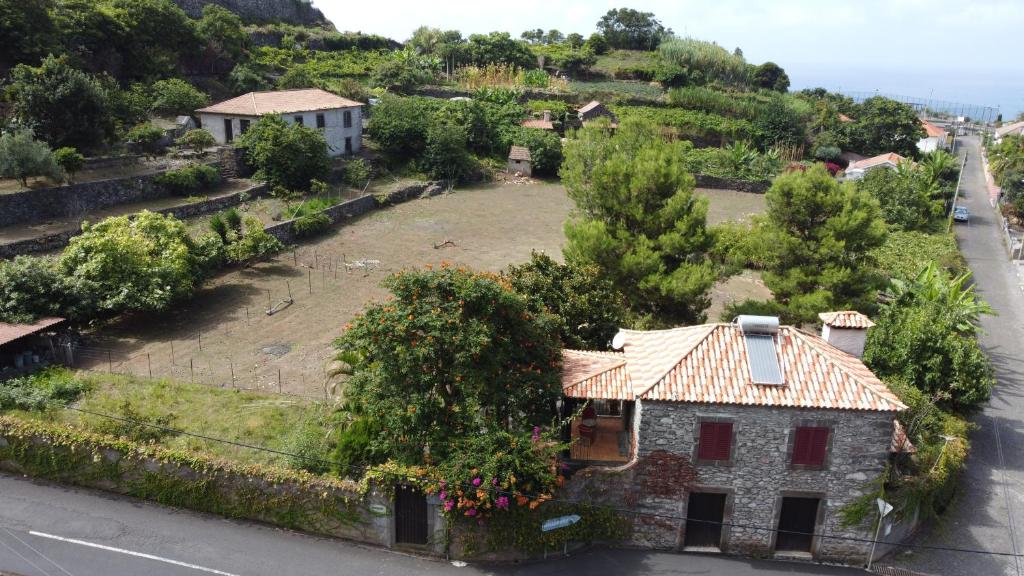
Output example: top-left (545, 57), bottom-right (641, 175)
top-left (559, 312), bottom-right (907, 564)
top-left (507, 146), bottom-right (532, 176)
top-left (196, 88), bottom-right (363, 157)
top-left (578, 100), bottom-right (618, 128)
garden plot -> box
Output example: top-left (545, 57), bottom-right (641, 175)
top-left (77, 182), bottom-right (768, 397)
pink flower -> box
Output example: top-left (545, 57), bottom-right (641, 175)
top-left (492, 478), bottom-right (498, 486)
top-left (444, 500), bottom-right (454, 512)
top-left (496, 496), bottom-right (510, 510)
top-left (466, 508), bottom-right (477, 517)
top-left (532, 426), bottom-right (541, 442)
top-left (472, 477), bottom-right (482, 487)
top-left (439, 481), bottom-right (446, 489)
top-left (439, 491), bottom-right (447, 501)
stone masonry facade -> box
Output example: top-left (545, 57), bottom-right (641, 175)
top-left (630, 400), bottom-right (894, 563)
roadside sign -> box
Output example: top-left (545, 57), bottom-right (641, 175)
top-left (541, 514), bottom-right (581, 532)
top-left (877, 498), bottom-right (893, 518)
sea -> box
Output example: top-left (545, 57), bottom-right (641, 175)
top-left (788, 63), bottom-right (1024, 122)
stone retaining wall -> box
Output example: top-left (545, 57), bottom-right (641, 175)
top-left (0, 415), bottom-right (446, 555)
top-left (81, 154), bottom-right (141, 171)
top-left (0, 183), bottom-right (268, 259)
top-left (0, 162), bottom-right (222, 228)
top-left (265, 181), bottom-right (448, 244)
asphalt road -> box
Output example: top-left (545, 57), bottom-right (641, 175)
top-left (0, 473), bottom-right (863, 576)
top-left (896, 136), bottom-right (1024, 576)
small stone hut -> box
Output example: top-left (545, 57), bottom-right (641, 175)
top-left (507, 146), bottom-right (532, 177)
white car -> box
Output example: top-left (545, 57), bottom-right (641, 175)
top-left (953, 206), bottom-right (970, 223)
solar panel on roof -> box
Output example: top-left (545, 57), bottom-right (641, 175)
top-left (744, 333), bottom-right (784, 385)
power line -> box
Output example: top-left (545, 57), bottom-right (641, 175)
top-left (1, 393), bottom-right (1021, 562)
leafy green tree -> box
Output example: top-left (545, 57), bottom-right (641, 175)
top-left (367, 96), bottom-right (439, 157)
top-left (6, 55), bottom-right (113, 150)
top-left (756, 164), bottom-right (888, 322)
top-left (370, 54), bottom-right (434, 93)
top-left (596, 8), bottom-right (669, 50)
top-left (0, 130), bottom-right (62, 187)
top-left (196, 4), bottom-right (246, 60)
top-left (126, 123), bottom-right (167, 158)
top-left (54, 147), bottom-right (85, 183)
top-left (521, 28), bottom-right (544, 44)
top-left (0, 0), bottom-right (57, 68)
top-left (228, 63), bottom-right (270, 93)
top-left (0, 256), bottom-right (92, 323)
top-left (225, 216), bottom-right (283, 264)
top-left (335, 266), bottom-right (563, 463)
top-left (864, 265), bottom-right (995, 412)
top-left (60, 211), bottom-right (200, 313)
top-left (850, 96), bottom-right (926, 158)
top-left (752, 61), bottom-right (790, 92)
top-left (464, 32), bottom-right (535, 69)
top-left (49, 0), bottom-right (126, 73)
top-left (583, 33), bottom-right (609, 55)
top-left (420, 119), bottom-right (473, 182)
top-left (544, 29), bottom-right (565, 45)
top-left (149, 79), bottom-right (209, 116)
top-left (510, 127), bottom-right (562, 176)
top-left (557, 48), bottom-right (597, 76)
top-left (505, 252), bottom-right (627, 349)
top-left (105, 0), bottom-right (197, 80)
top-left (560, 119), bottom-right (717, 326)
top-left (566, 33), bottom-right (585, 49)
top-left (752, 98), bottom-right (806, 149)
top-left (237, 115), bottom-right (330, 190)
top-left (176, 129), bottom-right (217, 154)
top-left (857, 166), bottom-right (942, 231)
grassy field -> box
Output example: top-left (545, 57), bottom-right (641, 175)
top-left (78, 181), bottom-right (768, 397)
top-left (593, 49), bottom-right (658, 75)
top-left (7, 370), bottom-right (325, 468)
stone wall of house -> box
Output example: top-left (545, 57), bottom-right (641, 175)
top-left (265, 181), bottom-right (448, 244)
top-left (0, 183), bottom-right (268, 259)
top-left (172, 0), bottom-right (329, 25)
top-left (0, 163), bottom-right (223, 228)
top-left (632, 400), bottom-right (895, 563)
top-left (693, 174), bottom-right (772, 194)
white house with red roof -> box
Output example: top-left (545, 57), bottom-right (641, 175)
top-left (917, 119), bottom-right (948, 153)
top-left (559, 313), bottom-right (907, 563)
top-left (843, 152), bottom-right (911, 180)
top-left (196, 88), bottom-right (363, 156)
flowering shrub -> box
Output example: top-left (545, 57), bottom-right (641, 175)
top-left (824, 161), bottom-right (841, 176)
top-left (430, 426), bottom-right (567, 521)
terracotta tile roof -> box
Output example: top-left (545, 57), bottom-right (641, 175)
top-left (847, 152), bottom-right (908, 171)
top-left (560, 323), bottom-right (906, 412)
top-left (0, 317), bottom-right (64, 347)
top-left (996, 120), bottom-right (1024, 138)
top-left (838, 113), bottom-right (853, 122)
top-left (521, 119), bottom-right (554, 130)
top-left (508, 145), bottom-right (531, 161)
top-left (921, 120), bottom-right (946, 138)
top-left (819, 311), bottom-right (875, 329)
top-left (196, 88), bottom-right (362, 116)
top-left (578, 100), bottom-right (602, 114)
top-left (562, 350), bottom-right (631, 399)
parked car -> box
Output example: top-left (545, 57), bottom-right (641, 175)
top-left (954, 206), bottom-right (970, 223)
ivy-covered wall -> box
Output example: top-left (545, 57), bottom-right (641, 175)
top-left (0, 416), bottom-right (409, 550)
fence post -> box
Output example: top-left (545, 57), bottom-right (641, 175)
top-left (198, 331), bottom-right (202, 351)
top-left (107, 351), bottom-right (112, 373)
top-left (278, 369), bottom-right (282, 394)
top-left (147, 353), bottom-right (152, 378)
top-left (287, 281), bottom-right (292, 301)
top-left (308, 270), bottom-right (312, 294)
top-left (170, 342), bottom-right (175, 365)
top-left (245, 306), bottom-right (250, 325)
top-left (190, 359), bottom-right (194, 383)
top-left (230, 358), bottom-right (235, 388)
top-left (293, 248), bottom-right (297, 266)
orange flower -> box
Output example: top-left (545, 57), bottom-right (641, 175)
top-left (516, 495), bottom-right (529, 506)
top-left (528, 500), bottom-right (540, 510)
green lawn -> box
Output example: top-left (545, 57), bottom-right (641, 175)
top-left (5, 370), bottom-right (334, 468)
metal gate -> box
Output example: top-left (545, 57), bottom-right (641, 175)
top-left (394, 485), bottom-right (428, 545)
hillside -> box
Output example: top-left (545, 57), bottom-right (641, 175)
top-left (173, 0), bottom-right (331, 27)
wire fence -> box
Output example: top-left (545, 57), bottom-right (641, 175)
top-left (65, 243), bottom-right (395, 399)
top-left (840, 90), bottom-right (1000, 125)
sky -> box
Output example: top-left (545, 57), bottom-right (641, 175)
top-left (315, 0), bottom-right (1024, 117)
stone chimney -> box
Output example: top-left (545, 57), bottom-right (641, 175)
top-left (818, 311), bottom-right (875, 358)
top-left (542, 110), bottom-right (552, 122)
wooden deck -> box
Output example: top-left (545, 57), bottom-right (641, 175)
top-left (570, 416), bottom-right (630, 463)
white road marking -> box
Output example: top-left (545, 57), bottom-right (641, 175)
top-left (27, 531), bottom-right (239, 576)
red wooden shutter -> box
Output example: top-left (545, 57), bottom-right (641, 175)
top-left (698, 422), bottom-right (732, 460)
top-left (793, 427), bottom-right (829, 465)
